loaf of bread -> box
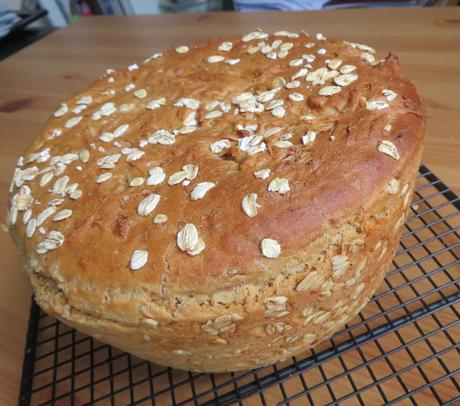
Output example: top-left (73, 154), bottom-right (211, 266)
top-left (5, 29), bottom-right (425, 372)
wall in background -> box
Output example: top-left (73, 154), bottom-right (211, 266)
top-left (130, 0), bottom-right (160, 14)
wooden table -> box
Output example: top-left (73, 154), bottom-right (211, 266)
top-left (0, 7), bottom-right (459, 405)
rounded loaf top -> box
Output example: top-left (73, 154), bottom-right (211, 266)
top-left (7, 29), bottom-right (425, 302)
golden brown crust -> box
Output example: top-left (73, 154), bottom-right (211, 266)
top-left (6, 30), bottom-right (425, 372)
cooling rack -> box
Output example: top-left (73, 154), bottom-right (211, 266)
top-left (18, 165), bottom-right (460, 405)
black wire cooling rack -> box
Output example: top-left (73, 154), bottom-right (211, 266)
top-left (18, 164), bottom-right (460, 406)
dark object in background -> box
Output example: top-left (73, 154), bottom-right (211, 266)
top-left (0, 27), bottom-right (55, 61)
top-left (0, 6), bottom-right (47, 38)
top-left (0, 6), bottom-right (21, 38)
top-left (0, 3), bottom-right (51, 61)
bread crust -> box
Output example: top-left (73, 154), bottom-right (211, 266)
top-left (6, 30), bottom-right (425, 372)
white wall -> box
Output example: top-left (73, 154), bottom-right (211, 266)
top-left (129, 0), bottom-right (161, 14)
top-left (38, 0), bottom-right (68, 27)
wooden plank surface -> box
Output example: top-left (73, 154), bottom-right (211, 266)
top-left (0, 7), bottom-right (459, 405)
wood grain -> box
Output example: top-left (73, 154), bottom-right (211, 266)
top-left (0, 7), bottom-right (459, 405)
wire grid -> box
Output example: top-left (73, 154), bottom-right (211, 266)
top-left (19, 165), bottom-right (460, 406)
